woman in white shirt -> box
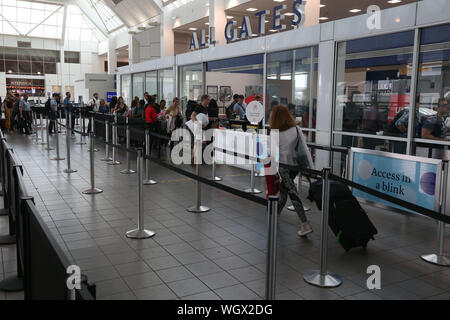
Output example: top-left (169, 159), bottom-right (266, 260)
top-left (270, 105), bottom-right (313, 237)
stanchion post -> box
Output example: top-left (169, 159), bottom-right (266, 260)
top-left (121, 117), bottom-right (136, 174)
top-left (187, 161), bottom-right (210, 213)
top-left (211, 130), bottom-right (222, 182)
top-left (64, 112), bottom-right (77, 174)
top-left (58, 109), bottom-right (62, 134)
top-left (421, 161), bottom-right (450, 266)
top-left (83, 132), bottom-right (103, 195)
top-left (304, 168), bottom-right (342, 288)
top-left (45, 115), bottom-right (54, 151)
top-left (51, 123), bottom-right (65, 161)
top-left (39, 113), bottom-right (46, 145)
top-left (126, 148), bottom-right (155, 239)
top-left (108, 115), bottom-right (121, 165)
top-left (143, 129), bottom-right (157, 185)
top-left (265, 195), bottom-right (279, 300)
top-left (101, 119), bottom-right (113, 162)
top-left (76, 109), bottom-right (86, 145)
top-left (244, 133), bottom-right (261, 194)
top-left (88, 114), bottom-right (99, 152)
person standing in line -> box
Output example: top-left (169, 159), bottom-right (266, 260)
top-left (48, 93), bottom-right (59, 134)
top-left (19, 93), bottom-right (32, 135)
top-left (63, 92), bottom-right (75, 136)
top-left (98, 99), bottom-right (110, 114)
top-left (11, 93), bottom-right (20, 131)
top-left (109, 96), bottom-right (118, 114)
top-left (269, 105), bottom-right (314, 237)
top-left (4, 96), bottom-right (14, 131)
top-left (88, 93), bottom-right (100, 112)
top-left (421, 98), bottom-right (450, 141)
top-left (112, 96), bottom-right (129, 116)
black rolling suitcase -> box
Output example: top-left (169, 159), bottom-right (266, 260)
top-left (308, 180), bottom-right (378, 252)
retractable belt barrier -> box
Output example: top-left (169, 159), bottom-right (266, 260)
top-left (53, 112), bottom-right (450, 298)
top-left (329, 174), bottom-right (450, 224)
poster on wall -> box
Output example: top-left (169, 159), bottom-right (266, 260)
top-left (350, 148), bottom-right (442, 213)
top-left (207, 86), bottom-right (218, 101)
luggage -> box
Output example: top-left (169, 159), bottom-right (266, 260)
top-left (308, 180), bottom-right (378, 252)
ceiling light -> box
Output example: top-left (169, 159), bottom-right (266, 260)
top-left (37, 72), bottom-right (41, 75)
top-left (285, 13), bottom-right (294, 16)
top-left (388, 0), bottom-right (402, 3)
top-left (246, 8), bottom-right (258, 12)
top-left (320, 4), bottom-right (325, 8)
top-left (274, 0), bottom-right (285, 2)
top-left (188, 27), bottom-right (197, 31)
top-left (269, 29), bottom-right (277, 32)
top-left (205, 22), bottom-right (209, 25)
top-left (8, 70), bottom-right (12, 73)
top-left (226, 16), bottom-right (234, 19)
top-left (319, 17), bottom-right (329, 20)
top-left (349, 9), bottom-right (361, 13)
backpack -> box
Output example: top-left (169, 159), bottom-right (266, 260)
top-left (174, 114), bottom-right (183, 129)
top-left (185, 100), bottom-right (199, 120)
top-left (226, 102), bottom-right (235, 119)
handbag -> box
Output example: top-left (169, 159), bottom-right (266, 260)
top-left (293, 126), bottom-right (314, 169)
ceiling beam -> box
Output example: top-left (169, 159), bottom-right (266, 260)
top-left (67, 0), bottom-right (110, 37)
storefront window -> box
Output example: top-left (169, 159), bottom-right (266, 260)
top-left (415, 24), bottom-right (450, 150)
top-left (334, 31), bottom-right (415, 153)
top-left (266, 46), bottom-right (318, 140)
top-left (159, 68), bottom-right (175, 103)
top-left (179, 63), bottom-right (203, 115)
top-left (132, 72), bottom-right (145, 101)
top-left (121, 74), bottom-right (131, 106)
top-left (146, 71), bottom-right (158, 97)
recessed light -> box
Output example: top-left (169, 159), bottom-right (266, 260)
top-left (269, 29), bottom-right (277, 32)
top-left (205, 22), bottom-right (209, 25)
top-left (226, 16), bottom-right (234, 19)
top-left (274, 0), bottom-right (285, 2)
top-left (349, 9), bottom-right (361, 13)
top-left (8, 70), bottom-right (12, 73)
top-left (246, 8), bottom-right (258, 12)
top-left (320, 4), bottom-right (326, 8)
top-left (265, 20), bottom-right (269, 23)
top-left (285, 13), bottom-right (294, 16)
top-left (188, 27), bottom-right (197, 31)
top-left (388, 0), bottom-right (402, 3)
top-left (319, 17), bottom-right (329, 20)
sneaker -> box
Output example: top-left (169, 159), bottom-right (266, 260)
top-left (297, 222), bottom-right (313, 237)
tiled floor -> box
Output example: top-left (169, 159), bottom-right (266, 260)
top-left (1, 130), bottom-right (450, 300)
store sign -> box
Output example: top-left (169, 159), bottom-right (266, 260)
top-left (190, 0), bottom-right (305, 50)
top-left (107, 91), bottom-right (117, 102)
top-left (350, 148), bottom-right (442, 213)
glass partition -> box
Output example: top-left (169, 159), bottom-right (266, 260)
top-left (334, 31), bottom-right (415, 154)
top-left (159, 68), bottom-right (175, 103)
top-left (132, 72), bottom-right (145, 101)
top-left (414, 23), bottom-right (450, 158)
top-left (146, 71), bottom-right (158, 97)
top-left (121, 74), bottom-right (131, 106)
top-left (266, 46), bottom-right (318, 141)
top-left (179, 63), bottom-right (204, 115)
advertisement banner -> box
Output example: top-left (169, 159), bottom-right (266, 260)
top-left (350, 148), bottom-right (442, 212)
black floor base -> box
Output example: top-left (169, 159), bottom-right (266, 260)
top-left (0, 276), bottom-right (23, 292)
top-left (0, 234), bottom-right (16, 245)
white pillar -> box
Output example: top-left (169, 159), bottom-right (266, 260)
top-left (304, 0), bottom-right (320, 27)
top-left (108, 37), bottom-right (117, 75)
top-left (129, 34), bottom-right (140, 65)
top-left (59, 48), bottom-right (65, 95)
top-left (209, 0), bottom-right (227, 47)
top-left (160, 12), bottom-right (175, 57)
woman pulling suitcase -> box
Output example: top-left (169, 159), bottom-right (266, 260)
top-left (269, 105), bottom-right (314, 237)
